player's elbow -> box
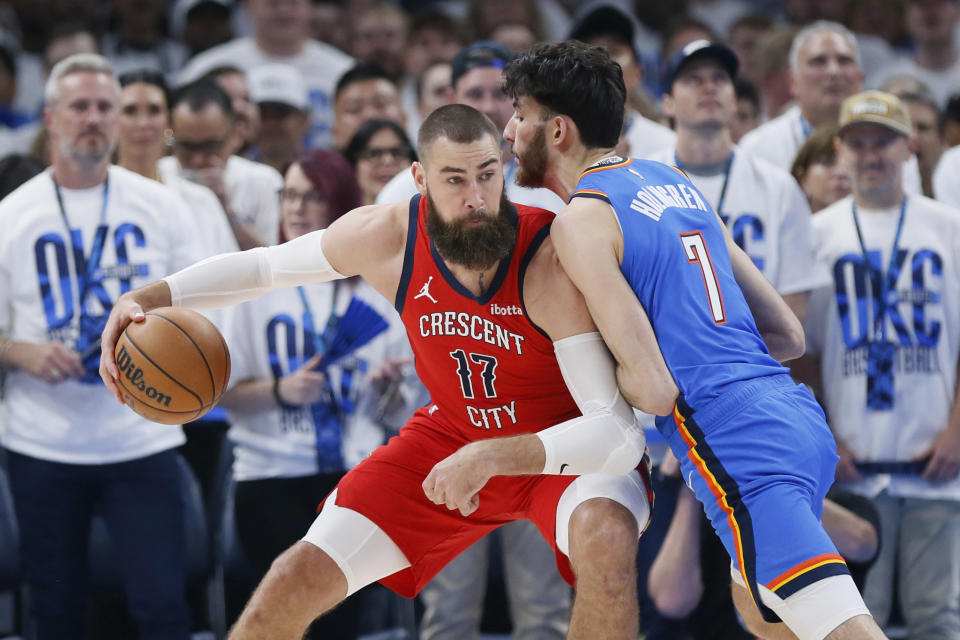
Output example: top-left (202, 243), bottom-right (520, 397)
top-left (777, 316), bottom-right (806, 362)
top-left (619, 367), bottom-right (678, 416)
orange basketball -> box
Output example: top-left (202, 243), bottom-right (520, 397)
top-left (114, 307), bottom-right (231, 425)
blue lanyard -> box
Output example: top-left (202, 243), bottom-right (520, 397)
top-left (674, 151), bottom-right (734, 215)
top-left (851, 196), bottom-right (907, 342)
top-left (296, 280), bottom-right (341, 361)
top-left (798, 114), bottom-right (812, 140)
top-left (52, 176), bottom-right (110, 317)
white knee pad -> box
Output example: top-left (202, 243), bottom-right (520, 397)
top-left (302, 489), bottom-right (412, 597)
top-left (731, 565), bottom-right (871, 640)
top-left (554, 471), bottom-right (650, 556)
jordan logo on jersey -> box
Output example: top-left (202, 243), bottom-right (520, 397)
top-left (414, 276), bottom-right (438, 304)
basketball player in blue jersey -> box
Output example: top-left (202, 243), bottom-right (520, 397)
top-left (502, 41), bottom-right (887, 640)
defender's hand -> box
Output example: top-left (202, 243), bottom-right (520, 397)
top-left (422, 442), bottom-right (490, 516)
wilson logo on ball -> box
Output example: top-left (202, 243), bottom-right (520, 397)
top-left (116, 343), bottom-right (173, 407)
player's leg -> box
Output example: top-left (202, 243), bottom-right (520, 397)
top-left (731, 569), bottom-right (885, 640)
top-left (229, 489), bottom-right (411, 640)
top-left (555, 471), bottom-right (651, 640)
top-left (500, 519), bottom-right (571, 640)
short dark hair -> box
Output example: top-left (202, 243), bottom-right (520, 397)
top-left (791, 125), bottom-right (840, 183)
top-left (417, 104), bottom-right (500, 162)
top-left (171, 78), bottom-right (234, 121)
top-left (335, 62), bottom-right (395, 102)
top-left (503, 40), bottom-right (624, 149)
top-left (119, 69), bottom-right (170, 107)
top-left (343, 118), bottom-right (416, 167)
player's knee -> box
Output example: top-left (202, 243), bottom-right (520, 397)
top-left (266, 541), bottom-right (348, 605)
top-left (569, 498), bottom-right (639, 568)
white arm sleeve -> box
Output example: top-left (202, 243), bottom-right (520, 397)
top-left (537, 332), bottom-right (646, 475)
top-left (164, 229), bottom-right (346, 310)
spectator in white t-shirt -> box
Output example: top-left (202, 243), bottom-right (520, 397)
top-left (116, 69), bottom-right (237, 261)
top-left (0, 53), bottom-right (205, 640)
top-left (739, 21), bottom-right (865, 170)
top-left (247, 63), bottom-right (311, 174)
top-left (798, 90), bottom-right (960, 639)
top-left (869, 0), bottom-right (960, 108)
top-left (177, 0), bottom-right (354, 149)
top-left (159, 79), bottom-right (281, 248)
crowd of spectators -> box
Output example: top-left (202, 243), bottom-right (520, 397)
top-left (2, 0), bottom-right (960, 638)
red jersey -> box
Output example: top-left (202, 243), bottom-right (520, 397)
top-left (396, 195), bottom-right (580, 443)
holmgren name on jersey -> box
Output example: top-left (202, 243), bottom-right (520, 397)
top-left (630, 180), bottom-right (709, 222)
top-left (418, 311), bottom-right (526, 354)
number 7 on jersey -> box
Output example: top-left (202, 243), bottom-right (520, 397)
top-left (680, 231), bottom-right (726, 325)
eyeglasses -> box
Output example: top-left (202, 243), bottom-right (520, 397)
top-left (358, 146), bottom-right (413, 162)
top-left (278, 188), bottom-right (325, 207)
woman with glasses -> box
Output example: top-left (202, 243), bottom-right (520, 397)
top-left (116, 70), bottom-right (239, 256)
top-left (343, 119), bottom-right (417, 206)
top-left (219, 149), bottom-right (425, 636)
top-left (790, 125), bottom-right (852, 214)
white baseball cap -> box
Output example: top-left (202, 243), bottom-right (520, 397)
top-left (248, 64), bottom-right (309, 111)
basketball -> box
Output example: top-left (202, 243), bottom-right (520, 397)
top-left (114, 307), bottom-right (231, 425)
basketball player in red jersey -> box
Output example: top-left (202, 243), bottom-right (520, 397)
top-left (99, 104), bottom-right (679, 640)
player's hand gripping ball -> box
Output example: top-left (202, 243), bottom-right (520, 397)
top-left (114, 307), bottom-right (230, 424)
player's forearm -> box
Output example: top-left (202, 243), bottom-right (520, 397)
top-left (120, 280), bottom-right (173, 314)
top-left (164, 230), bottom-right (345, 311)
top-left (467, 434), bottom-right (546, 478)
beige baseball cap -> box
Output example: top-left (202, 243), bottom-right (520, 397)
top-left (839, 90), bottom-right (912, 137)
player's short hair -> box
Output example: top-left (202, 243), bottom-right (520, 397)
top-left (503, 40), bottom-right (624, 150)
top-left (171, 78), bottom-right (234, 122)
top-left (45, 53), bottom-right (118, 106)
top-left (417, 103), bottom-right (499, 163)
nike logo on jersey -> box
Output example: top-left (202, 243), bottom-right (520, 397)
top-left (428, 404), bottom-right (438, 415)
top-left (560, 463), bottom-right (570, 474)
top-left (414, 276), bottom-right (438, 304)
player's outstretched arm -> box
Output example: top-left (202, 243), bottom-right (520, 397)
top-left (99, 202), bottom-right (408, 402)
top-left (714, 210), bottom-right (805, 361)
top-left (551, 197), bottom-right (679, 416)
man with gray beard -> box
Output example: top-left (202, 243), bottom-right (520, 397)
top-left (0, 53), bottom-right (204, 639)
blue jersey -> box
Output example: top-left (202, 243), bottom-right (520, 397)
top-left (572, 158), bottom-right (788, 412)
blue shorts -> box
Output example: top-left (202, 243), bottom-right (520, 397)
top-left (661, 374), bottom-right (847, 623)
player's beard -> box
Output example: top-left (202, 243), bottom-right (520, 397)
top-left (514, 124), bottom-right (548, 188)
top-left (425, 190), bottom-right (516, 271)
